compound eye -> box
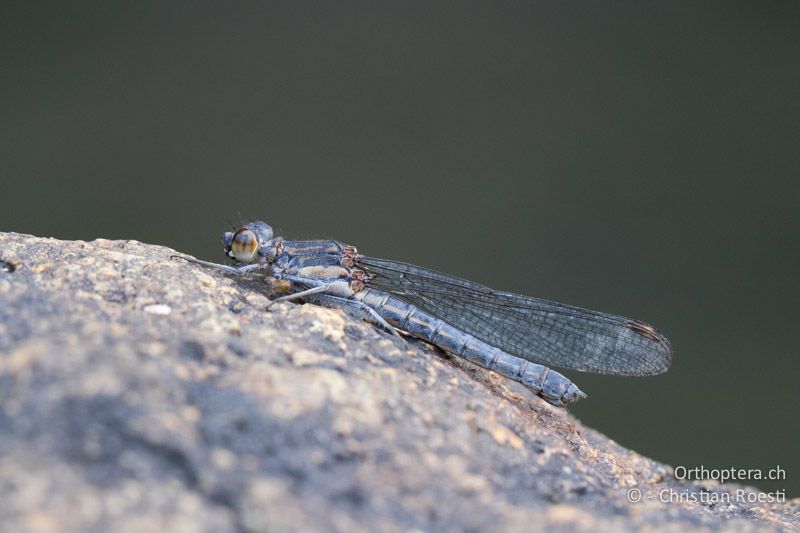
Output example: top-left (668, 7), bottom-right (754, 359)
top-left (221, 231), bottom-right (234, 251)
top-left (228, 228), bottom-right (259, 263)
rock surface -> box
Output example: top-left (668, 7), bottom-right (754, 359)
top-left (0, 231), bottom-right (796, 532)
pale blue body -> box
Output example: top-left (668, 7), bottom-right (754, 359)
top-left (267, 240), bottom-right (585, 406)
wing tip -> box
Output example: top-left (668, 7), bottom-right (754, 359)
top-left (626, 320), bottom-right (673, 374)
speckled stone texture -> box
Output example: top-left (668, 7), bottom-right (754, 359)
top-left (0, 231), bottom-right (796, 532)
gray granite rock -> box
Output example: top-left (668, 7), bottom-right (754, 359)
top-left (0, 231), bottom-right (796, 532)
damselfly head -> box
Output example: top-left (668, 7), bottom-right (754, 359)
top-left (222, 220), bottom-right (275, 263)
top-left (222, 227), bottom-right (259, 263)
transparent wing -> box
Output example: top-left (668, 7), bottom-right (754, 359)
top-left (357, 256), bottom-right (672, 376)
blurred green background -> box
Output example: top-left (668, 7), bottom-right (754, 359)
top-left (1, 2), bottom-right (797, 496)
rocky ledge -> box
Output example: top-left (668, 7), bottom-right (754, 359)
top-left (0, 231), bottom-right (796, 532)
